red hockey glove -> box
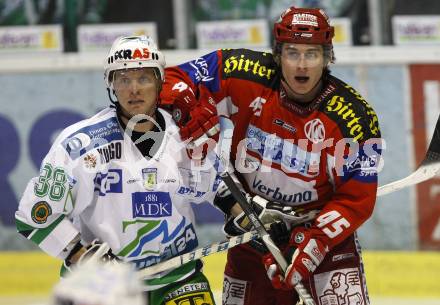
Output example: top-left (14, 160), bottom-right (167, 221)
top-left (263, 227), bottom-right (329, 289)
top-left (181, 100), bottom-right (219, 143)
top-left (180, 89), bottom-right (220, 146)
top-left (160, 82), bottom-right (220, 144)
top-left (262, 253), bottom-right (291, 290)
top-left (164, 83), bottom-right (197, 127)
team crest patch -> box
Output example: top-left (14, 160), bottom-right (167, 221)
top-left (31, 201), bottom-right (52, 224)
top-left (84, 153), bottom-right (97, 168)
top-left (304, 118), bottom-right (325, 143)
top-left (142, 168), bottom-right (157, 190)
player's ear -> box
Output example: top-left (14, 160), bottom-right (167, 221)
top-left (274, 54), bottom-right (281, 66)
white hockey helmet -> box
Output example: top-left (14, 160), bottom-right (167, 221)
top-left (104, 35), bottom-right (166, 90)
top-left (52, 261), bottom-right (144, 305)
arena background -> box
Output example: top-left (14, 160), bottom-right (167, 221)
top-left (1, 0), bottom-right (440, 304)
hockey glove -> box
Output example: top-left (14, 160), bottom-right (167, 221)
top-left (161, 82), bottom-right (220, 145)
top-left (165, 83), bottom-right (197, 127)
top-left (263, 227), bottom-right (329, 290)
top-left (223, 195), bottom-right (317, 236)
top-left (180, 90), bottom-right (220, 146)
top-left (223, 195), bottom-right (302, 246)
top-left (64, 239), bottom-right (119, 272)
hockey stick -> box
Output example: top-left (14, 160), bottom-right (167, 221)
top-left (220, 172), bottom-right (316, 305)
top-left (377, 112), bottom-right (440, 196)
top-left (137, 207), bottom-right (318, 278)
top-left (139, 230), bottom-right (259, 277)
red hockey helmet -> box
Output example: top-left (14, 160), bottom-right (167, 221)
top-left (273, 7), bottom-right (334, 45)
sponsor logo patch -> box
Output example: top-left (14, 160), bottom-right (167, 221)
top-left (131, 192), bottom-right (172, 218)
top-left (332, 253), bottom-right (355, 262)
top-left (222, 49), bottom-right (277, 87)
top-left (107, 47), bottom-right (160, 64)
top-left (165, 283), bottom-right (210, 301)
top-left (177, 168), bottom-right (211, 198)
top-left (342, 149), bottom-right (381, 182)
top-left (325, 87), bottom-right (380, 142)
top-left (252, 177), bottom-right (315, 204)
top-left (31, 201), bottom-right (52, 224)
top-left (62, 118), bottom-right (123, 160)
top-left (97, 142), bottom-right (122, 163)
top-left (64, 132), bottom-right (90, 153)
top-left (294, 232), bottom-right (305, 243)
top-left (178, 52), bottom-right (220, 92)
top-left (273, 118), bottom-right (297, 134)
top-left (165, 291), bottom-right (214, 305)
top-left (345, 154), bottom-right (378, 173)
top-left (326, 95), bottom-right (365, 141)
top-left (292, 13), bottom-right (318, 27)
top-left (189, 57), bottom-right (214, 82)
top-left (223, 275), bottom-right (247, 305)
top-left (302, 257), bottom-right (315, 272)
top-left (127, 178), bottom-right (141, 184)
top-left (315, 268), bottom-right (366, 305)
top-left (246, 124), bottom-right (321, 177)
top-left (94, 169), bottom-right (123, 196)
top-left (126, 222), bottom-right (198, 268)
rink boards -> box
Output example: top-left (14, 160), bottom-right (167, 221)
top-left (0, 251), bottom-right (439, 300)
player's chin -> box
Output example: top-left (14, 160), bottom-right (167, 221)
top-left (291, 84), bottom-right (312, 95)
top-left (129, 104), bottom-right (150, 114)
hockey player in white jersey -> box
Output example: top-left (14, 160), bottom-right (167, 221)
top-left (15, 35), bottom-right (221, 305)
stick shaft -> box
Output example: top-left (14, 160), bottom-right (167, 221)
top-left (221, 172), bottom-right (316, 305)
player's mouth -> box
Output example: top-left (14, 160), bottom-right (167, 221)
top-left (294, 76), bottom-right (309, 83)
top-left (128, 99), bottom-right (144, 105)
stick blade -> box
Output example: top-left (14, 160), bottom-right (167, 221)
top-left (377, 162), bottom-right (440, 196)
top-left (426, 113), bottom-right (440, 159)
top-left (378, 113), bottom-right (440, 196)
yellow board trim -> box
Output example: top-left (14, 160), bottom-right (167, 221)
top-left (1, 251), bottom-right (439, 298)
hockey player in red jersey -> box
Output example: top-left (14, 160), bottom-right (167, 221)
top-left (160, 6), bottom-right (382, 305)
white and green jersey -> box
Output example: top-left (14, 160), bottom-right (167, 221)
top-left (15, 107), bottom-right (222, 290)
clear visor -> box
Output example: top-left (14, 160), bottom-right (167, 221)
top-left (112, 67), bottom-right (159, 90)
top-left (281, 44), bottom-right (324, 67)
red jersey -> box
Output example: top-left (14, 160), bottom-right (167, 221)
top-left (161, 48), bottom-right (382, 250)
